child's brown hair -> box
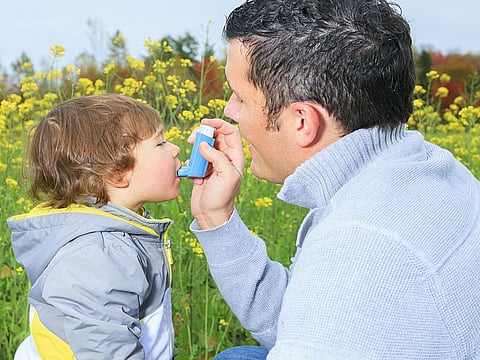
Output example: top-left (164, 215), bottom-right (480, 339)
top-left (29, 94), bottom-right (163, 208)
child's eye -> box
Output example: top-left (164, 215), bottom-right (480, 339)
top-left (157, 139), bottom-right (167, 147)
top-left (234, 94), bottom-right (243, 104)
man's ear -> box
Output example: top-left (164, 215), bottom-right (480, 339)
top-left (290, 102), bottom-right (326, 148)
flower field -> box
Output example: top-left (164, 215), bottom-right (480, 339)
top-left (1, 40), bottom-right (479, 359)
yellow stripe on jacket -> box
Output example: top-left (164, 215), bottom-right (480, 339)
top-left (31, 310), bottom-right (75, 360)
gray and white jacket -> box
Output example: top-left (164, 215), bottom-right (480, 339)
top-left (8, 202), bottom-right (175, 359)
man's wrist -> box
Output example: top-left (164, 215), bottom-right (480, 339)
top-left (195, 207), bottom-right (234, 230)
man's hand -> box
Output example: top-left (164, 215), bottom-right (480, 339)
top-left (190, 118), bottom-right (246, 229)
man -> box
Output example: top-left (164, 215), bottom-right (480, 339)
top-left (189, 0), bottom-right (480, 359)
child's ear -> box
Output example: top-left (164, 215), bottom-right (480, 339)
top-left (104, 172), bottom-right (129, 188)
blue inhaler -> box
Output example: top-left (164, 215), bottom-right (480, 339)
top-left (177, 125), bottom-right (215, 178)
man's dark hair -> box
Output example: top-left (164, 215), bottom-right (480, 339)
top-left (223, 0), bottom-right (415, 132)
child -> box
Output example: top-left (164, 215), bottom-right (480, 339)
top-left (7, 94), bottom-right (181, 359)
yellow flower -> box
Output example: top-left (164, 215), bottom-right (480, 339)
top-left (178, 110), bottom-right (195, 122)
top-left (443, 111), bottom-right (459, 125)
top-left (94, 79), bottom-right (105, 94)
top-left (435, 86), bottom-right (449, 98)
top-left (126, 56), bottom-right (145, 72)
top-left (207, 99), bottom-right (227, 112)
top-left (20, 77), bottom-right (39, 95)
top-left (143, 37), bottom-right (154, 48)
top-left (144, 74), bottom-right (156, 86)
top-left (185, 237), bottom-right (204, 258)
top-left (449, 104), bottom-right (459, 113)
top-left (194, 106), bottom-right (210, 119)
top-left (43, 93), bottom-right (59, 102)
top-left (413, 85), bottom-right (426, 96)
top-left (166, 75), bottom-right (179, 87)
top-left (47, 69), bottom-right (63, 81)
top-left (76, 77), bottom-right (94, 95)
top-left (176, 88), bottom-right (187, 97)
top-left (454, 96), bottom-right (464, 105)
top-left (153, 60), bottom-right (168, 74)
top-left (118, 78), bottom-right (144, 96)
top-left (439, 73), bottom-right (451, 83)
top-left (5, 177), bottom-right (18, 187)
top-left (426, 70), bottom-right (439, 80)
top-left (112, 34), bottom-right (125, 46)
top-left (144, 37), bottom-right (162, 55)
top-left (219, 319), bottom-right (229, 327)
top-left (162, 41), bottom-right (173, 53)
top-left (18, 101), bottom-right (34, 115)
top-left (165, 95), bottom-right (178, 109)
top-left (459, 106), bottom-right (480, 127)
top-left (104, 60), bottom-right (116, 75)
top-left (7, 93), bottom-right (22, 104)
top-left (50, 44), bottom-right (66, 58)
top-left (182, 79), bottom-right (197, 93)
top-left (35, 71), bottom-right (47, 80)
top-left (254, 197), bottom-right (273, 208)
top-left (180, 59), bottom-right (193, 68)
top-left (413, 99), bottom-right (424, 109)
top-left (165, 127), bottom-right (186, 143)
top-left (22, 62), bottom-right (33, 71)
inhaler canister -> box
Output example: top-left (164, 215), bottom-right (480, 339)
top-left (177, 125), bottom-right (215, 178)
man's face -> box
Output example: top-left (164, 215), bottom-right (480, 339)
top-left (224, 40), bottom-right (296, 184)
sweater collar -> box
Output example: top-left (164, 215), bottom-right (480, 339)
top-left (278, 125), bottom-right (407, 209)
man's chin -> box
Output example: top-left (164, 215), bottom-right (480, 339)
top-left (249, 162), bottom-right (263, 180)
top-left (250, 162), bottom-right (286, 185)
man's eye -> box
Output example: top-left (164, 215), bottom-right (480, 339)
top-left (157, 140), bottom-right (167, 147)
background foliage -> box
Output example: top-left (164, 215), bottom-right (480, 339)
top-left (1, 33), bottom-right (480, 359)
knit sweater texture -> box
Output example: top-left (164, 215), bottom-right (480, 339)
top-left (191, 125), bottom-right (480, 359)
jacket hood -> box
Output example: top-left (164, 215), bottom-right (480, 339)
top-left (7, 203), bottom-right (172, 284)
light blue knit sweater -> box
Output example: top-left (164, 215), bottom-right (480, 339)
top-left (191, 125), bottom-right (480, 359)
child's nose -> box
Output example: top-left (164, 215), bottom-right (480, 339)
top-left (170, 143), bottom-right (181, 157)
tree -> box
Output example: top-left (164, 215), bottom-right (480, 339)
top-left (415, 49), bottom-right (432, 86)
top-left (86, 17), bottom-right (107, 65)
top-left (161, 33), bottom-right (200, 61)
top-left (11, 52), bottom-right (35, 78)
top-left (75, 52), bottom-right (101, 81)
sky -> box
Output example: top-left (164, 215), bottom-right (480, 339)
top-left (0, 0), bottom-right (479, 71)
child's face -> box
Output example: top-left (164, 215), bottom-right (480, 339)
top-left (125, 128), bottom-right (182, 210)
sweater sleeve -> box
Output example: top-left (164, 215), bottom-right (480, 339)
top-left (41, 237), bottom-right (150, 359)
top-left (191, 209), bottom-right (290, 348)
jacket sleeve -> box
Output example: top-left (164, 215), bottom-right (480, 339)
top-left (191, 209), bottom-right (290, 348)
top-left (41, 234), bottom-right (150, 359)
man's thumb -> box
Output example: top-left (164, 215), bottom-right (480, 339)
top-left (198, 141), bottom-right (215, 161)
